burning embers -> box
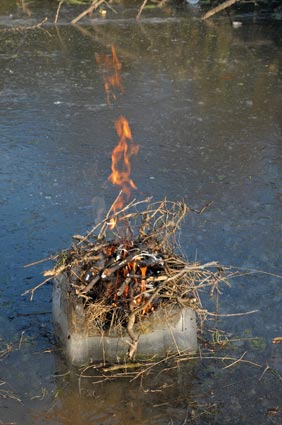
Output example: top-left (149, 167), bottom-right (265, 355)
top-left (80, 238), bottom-right (165, 318)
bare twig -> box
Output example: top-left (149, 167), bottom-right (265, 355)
top-left (97, 190), bottom-right (123, 240)
top-left (228, 265), bottom-right (282, 280)
top-left (22, 277), bottom-right (53, 301)
top-left (0, 17), bottom-right (48, 32)
top-left (206, 309), bottom-right (259, 318)
top-left (202, 0), bottom-right (239, 21)
top-left (102, 252), bottom-right (138, 278)
top-left (136, 0), bottom-right (149, 21)
top-left (54, 0), bottom-right (63, 24)
top-left (71, 0), bottom-right (106, 25)
top-left (223, 351), bottom-right (247, 369)
top-left (177, 354), bottom-right (261, 369)
top-left (190, 200), bottom-right (213, 214)
top-left (80, 196), bottom-right (152, 243)
top-left (0, 381), bottom-right (21, 403)
top-left (0, 344), bottom-right (14, 359)
top-left (102, 362), bottom-right (152, 372)
top-left (81, 274), bottom-right (100, 294)
top-left (24, 255), bottom-right (58, 268)
top-left (259, 362), bottom-right (271, 381)
top-left (127, 312), bottom-right (139, 359)
top-left (104, 1), bottom-right (118, 14)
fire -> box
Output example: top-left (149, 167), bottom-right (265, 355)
top-left (96, 46), bottom-right (139, 229)
top-left (95, 46), bottom-right (123, 105)
top-left (108, 116), bottom-right (139, 228)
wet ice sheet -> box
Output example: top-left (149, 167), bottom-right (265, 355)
top-left (0, 6), bottom-right (282, 425)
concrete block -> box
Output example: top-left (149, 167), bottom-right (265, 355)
top-left (52, 273), bottom-right (198, 366)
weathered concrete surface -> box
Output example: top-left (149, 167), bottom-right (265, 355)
top-left (53, 273), bottom-right (198, 366)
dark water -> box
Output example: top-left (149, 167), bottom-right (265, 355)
top-left (0, 2), bottom-right (282, 424)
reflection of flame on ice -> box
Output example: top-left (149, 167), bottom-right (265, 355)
top-left (95, 46), bottom-right (123, 105)
top-left (108, 116), bottom-right (139, 229)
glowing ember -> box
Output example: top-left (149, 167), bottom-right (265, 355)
top-left (108, 116), bottom-right (139, 228)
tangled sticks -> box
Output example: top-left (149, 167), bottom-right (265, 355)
top-left (28, 198), bottom-right (229, 359)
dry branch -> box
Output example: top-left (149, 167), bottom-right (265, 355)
top-left (54, 0), bottom-right (63, 24)
top-left (71, 0), bottom-right (106, 25)
top-left (136, 0), bottom-right (149, 21)
top-left (202, 0), bottom-right (239, 20)
top-left (0, 17), bottom-right (48, 32)
top-left (22, 276), bottom-right (53, 301)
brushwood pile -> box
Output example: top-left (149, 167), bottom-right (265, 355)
top-left (40, 199), bottom-right (229, 355)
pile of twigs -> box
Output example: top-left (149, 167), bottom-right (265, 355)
top-left (35, 197), bottom-right (231, 352)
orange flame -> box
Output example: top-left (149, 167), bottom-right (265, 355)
top-left (108, 116), bottom-right (139, 228)
top-left (96, 46), bottom-right (123, 105)
top-left (96, 46), bottom-right (139, 229)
